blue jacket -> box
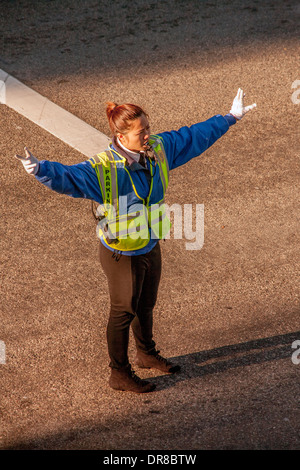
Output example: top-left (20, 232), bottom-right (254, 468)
top-left (35, 114), bottom-right (236, 255)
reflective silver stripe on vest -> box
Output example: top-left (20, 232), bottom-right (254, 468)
top-left (106, 150), bottom-right (118, 212)
top-left (91, 154), bottom-right (107, 204)
top-left (98, 167), bottom-right (106, 203)
top-left (164, 148), bottom-right (170, 174)
top-left (157, 159), bottom-right (167, 194)
top-left (151, 139), bottom-right (168, 193)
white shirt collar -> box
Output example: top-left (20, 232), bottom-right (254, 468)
top-left (117, 138), bottom-right (140, 162)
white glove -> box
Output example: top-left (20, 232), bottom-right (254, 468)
top-left (15, 147), bottom-right (40, 175)
top-left (230, 88), bottom-right (257, 120)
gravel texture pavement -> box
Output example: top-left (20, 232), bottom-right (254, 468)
top-left (0, 0), bottom-right (299, 451)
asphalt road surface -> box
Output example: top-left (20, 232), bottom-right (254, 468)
top-left (0, 0), bottom-right (299, 450)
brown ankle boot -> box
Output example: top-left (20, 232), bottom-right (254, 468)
top-left (135, 350), bottom-right (181, 374)
top-left (108, 364), bottom-right (156, 393)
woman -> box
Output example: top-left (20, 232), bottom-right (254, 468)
top-left (16, 89), bottom-right (256, 393)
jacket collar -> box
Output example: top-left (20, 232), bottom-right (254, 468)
top-left (111, 137), bottom-right (148, 171)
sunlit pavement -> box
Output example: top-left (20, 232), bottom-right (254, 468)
top-left (0, 0), bottom-right (299, 450)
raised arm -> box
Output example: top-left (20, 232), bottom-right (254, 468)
top-left (159, 88), bottom-right (256, 170)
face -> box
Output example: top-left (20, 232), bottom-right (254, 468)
top-left (118, 114), bottom-right (151, 152)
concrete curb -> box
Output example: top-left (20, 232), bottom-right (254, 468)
top-left (0, 69), bottom-right (111, 157)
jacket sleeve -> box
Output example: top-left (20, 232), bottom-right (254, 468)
top-left (158, 114), bottom-right (235, 171)
top-left (34, 159), bottom-right (103, 203)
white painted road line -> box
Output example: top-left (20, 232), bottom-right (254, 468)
top-left (0, 340), bottom-right (5, 365)
top-left (0, 68), bottom-right (111, 157)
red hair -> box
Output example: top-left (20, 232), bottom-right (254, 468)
top-left (106, 102), bottom-right (148, 136)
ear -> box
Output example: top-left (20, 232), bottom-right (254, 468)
top-left (117, 132), bottom-right (124, 142)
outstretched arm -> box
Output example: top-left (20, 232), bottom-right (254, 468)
top-left (15, 147), bottom-right (103, 203)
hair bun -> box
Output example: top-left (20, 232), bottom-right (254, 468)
top-left (105, 102), bottom-right (147, 137)
top-left (106, 101), bottom-right (118, 119)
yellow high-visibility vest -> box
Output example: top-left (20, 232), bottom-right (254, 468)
top-left (89, 135), bottom-right (171, 251)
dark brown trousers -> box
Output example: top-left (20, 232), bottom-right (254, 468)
top-left (99, 242), bottom-right (162, 370)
